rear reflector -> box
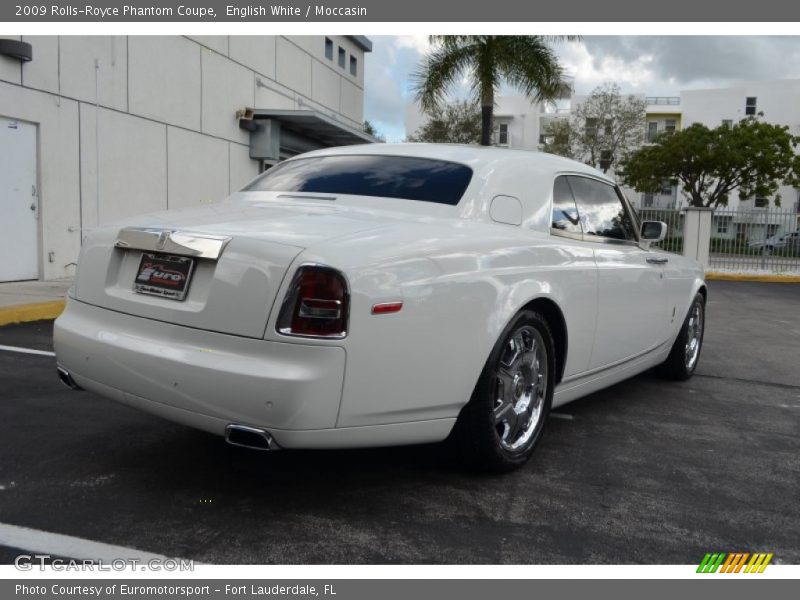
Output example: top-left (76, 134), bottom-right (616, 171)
top-left (277, 265), bottom-right (349, 338)
top-left (371, 301), bottom-right (403, 315)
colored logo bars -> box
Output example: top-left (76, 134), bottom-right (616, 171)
top-left (697, 552), bottom-right (774, 573)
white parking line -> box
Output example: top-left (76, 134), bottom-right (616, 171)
top-left (0, 344), bottom-right (55, 357)
top-left (0, 522), bottom-right (168, 561)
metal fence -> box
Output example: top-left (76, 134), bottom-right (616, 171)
top-left (636, 206), bottom-right (800, 274)
top-left (708, 207), bottom-right (800, 274)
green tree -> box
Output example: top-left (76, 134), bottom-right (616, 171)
top-left (407, 100), bottom-right (482, 144)
top-left (541, 83), bottom-right (646, 173)
top-left (413, 36), bottom-right (574, 146)
top-left (619, 116), bottom-right (800, 207)
top-left (540, 118), bottom-right (579, 160)
top-left (362, 120), bottom-right (384, 141)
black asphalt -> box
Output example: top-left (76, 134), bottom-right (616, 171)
top-left (0, 281), bottom-right (798, 564)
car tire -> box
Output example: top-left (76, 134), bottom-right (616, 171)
top-left (657, 292), bottom-right (705, 381)
top-left (452, 310), bottom-right (555, 472)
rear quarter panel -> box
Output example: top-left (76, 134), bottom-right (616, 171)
top-left (270, 220), bottom-right (598, 428)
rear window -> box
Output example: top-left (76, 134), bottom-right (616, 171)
top-left (242, 155), bottom-right (473, 205)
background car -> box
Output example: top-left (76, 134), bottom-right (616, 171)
top-left (748, 230), bottom-right (800, 251)
top-left (54, 144), bottom-right (706, 471)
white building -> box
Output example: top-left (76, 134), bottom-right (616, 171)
top-left (0, 35), bottom-right (374, 282)
top-left (405, 94), bottom-right (567, 150)
top-left (680, 80), bottom-right (800, 213)
top-left (632, 81), bottom-right (800, 242)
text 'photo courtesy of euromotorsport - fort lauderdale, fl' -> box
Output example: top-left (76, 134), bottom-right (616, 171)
top-left (0, 0), bottom-right (799, 599)
top-left (15, 584), bottom-right (330, 597)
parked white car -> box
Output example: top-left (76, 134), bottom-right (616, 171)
top-left (54, 144), bottom-right (706, 471)
top-left (748, 231), bottom-right (800, 252)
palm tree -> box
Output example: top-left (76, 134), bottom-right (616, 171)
top-left (413, 36), bottom-right (575, 146)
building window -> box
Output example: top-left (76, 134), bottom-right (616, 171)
top-left (603, 119), bottom-right (613, 136)
top-left (584, 118), bottom-right (598, 138)
top-left (599, 150), bottom-right (612, 171)
top-left (338, 47), bottom-right (346, 69)
top-left (660, 180), bottom-right (673, 195)
top-left (324, 38), bottom-right (333, 60)
top-left (647, 121), bottom-right (658, 142)
top-left (722, 119), bottom-right (733, 127)
top-left (664, 119), bottom-right (676, 134)
top-left (642, 193), bottom-right (654, 208)
top-left (716, 218), bottom-right (729, 234)
top-left (498, 123), bottom-right (509, 145)
top-left (745, 97), bottom-right (757, 116)
top-left (755, 196), bottom-right (768, 208)
top-left (350, 55), bottom-right (357, 76)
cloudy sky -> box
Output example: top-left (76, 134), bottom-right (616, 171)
top-left (363, 36), bottom-right (800, 142)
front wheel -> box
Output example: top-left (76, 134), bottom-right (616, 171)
top-left (657, 292), bottom-right (705, 381)
top-left (452, 310), bottom-right (555, 472)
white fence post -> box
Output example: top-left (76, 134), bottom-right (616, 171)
top-left (683, 207), bottom-right (713, 270)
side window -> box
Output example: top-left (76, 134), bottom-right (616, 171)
top-left (567, 176), bottom-right (638, 242)
top-left (551, 176), bottom-right (582, 235)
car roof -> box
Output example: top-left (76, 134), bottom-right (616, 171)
top-left (295, 143), bottom-right (615, 184)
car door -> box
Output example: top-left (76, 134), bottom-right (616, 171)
top-left (565, 175), bottom-right (670, 370)
top-left (547, 175), bottom-right (599, 378)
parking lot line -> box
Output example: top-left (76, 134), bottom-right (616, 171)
top-left (0, 344), bottom-right (55, 357)
top-left (0, 522), bottom-right (169, 562)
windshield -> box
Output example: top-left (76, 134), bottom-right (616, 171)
top-left (242, 154), bottom-right (473, 206)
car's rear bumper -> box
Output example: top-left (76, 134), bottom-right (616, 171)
top-left (53, 298), bottom-right (455, 448)
top-left (54, 297), bottom-right (346, 432)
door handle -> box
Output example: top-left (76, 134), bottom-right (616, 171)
top-left (646, 257), bottom-right (669, 265)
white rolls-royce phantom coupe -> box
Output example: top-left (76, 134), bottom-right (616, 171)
top-left (54, 144), bottom-right (706, 471)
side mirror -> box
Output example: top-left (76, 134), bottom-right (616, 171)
top-left (641, 220), bottom-right (667, 242)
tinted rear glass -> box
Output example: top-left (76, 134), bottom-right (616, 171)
top-left (242, 155), bottom-right (473, 205)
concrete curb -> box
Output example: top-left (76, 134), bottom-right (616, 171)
top-left (0, 300), bottom-right (65, 327)
top-left (706, 272), bottom-right (800, 283)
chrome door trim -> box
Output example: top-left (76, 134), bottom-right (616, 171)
top-left (114, 227), bottom-right (232, 260)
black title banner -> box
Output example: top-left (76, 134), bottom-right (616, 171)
top-left (3, 579), bottom-right (796, 600)
top-left (3, 0), bottom-right (800, 22)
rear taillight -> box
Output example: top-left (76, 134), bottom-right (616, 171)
top-left (276, 265), bottom-right (349, 338)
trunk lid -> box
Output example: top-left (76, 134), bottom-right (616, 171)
top-left (73, 199), bottom-right (386, 338)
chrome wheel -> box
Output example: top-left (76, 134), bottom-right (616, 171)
top-left (493, 326), bottom-right (548, 453)
top-left (685, 300), bottom-right (704, 370)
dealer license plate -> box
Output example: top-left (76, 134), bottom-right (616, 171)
top-left (133, 253), bottom-right (195, 301)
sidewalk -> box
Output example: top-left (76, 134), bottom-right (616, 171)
top-left (0, 280), bottom-right (72, 326)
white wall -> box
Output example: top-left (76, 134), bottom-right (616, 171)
top-left (493, 96), bottom-right (544, 151)
top-left (404, 94), bottom-right (544, 148)
top-left (0, 34), bottom-right (367, 280)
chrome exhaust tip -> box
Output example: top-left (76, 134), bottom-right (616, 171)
top-left (225, 424), bottom-right (279, 451)
top-left (57, 366), bottom-right (83, 391)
